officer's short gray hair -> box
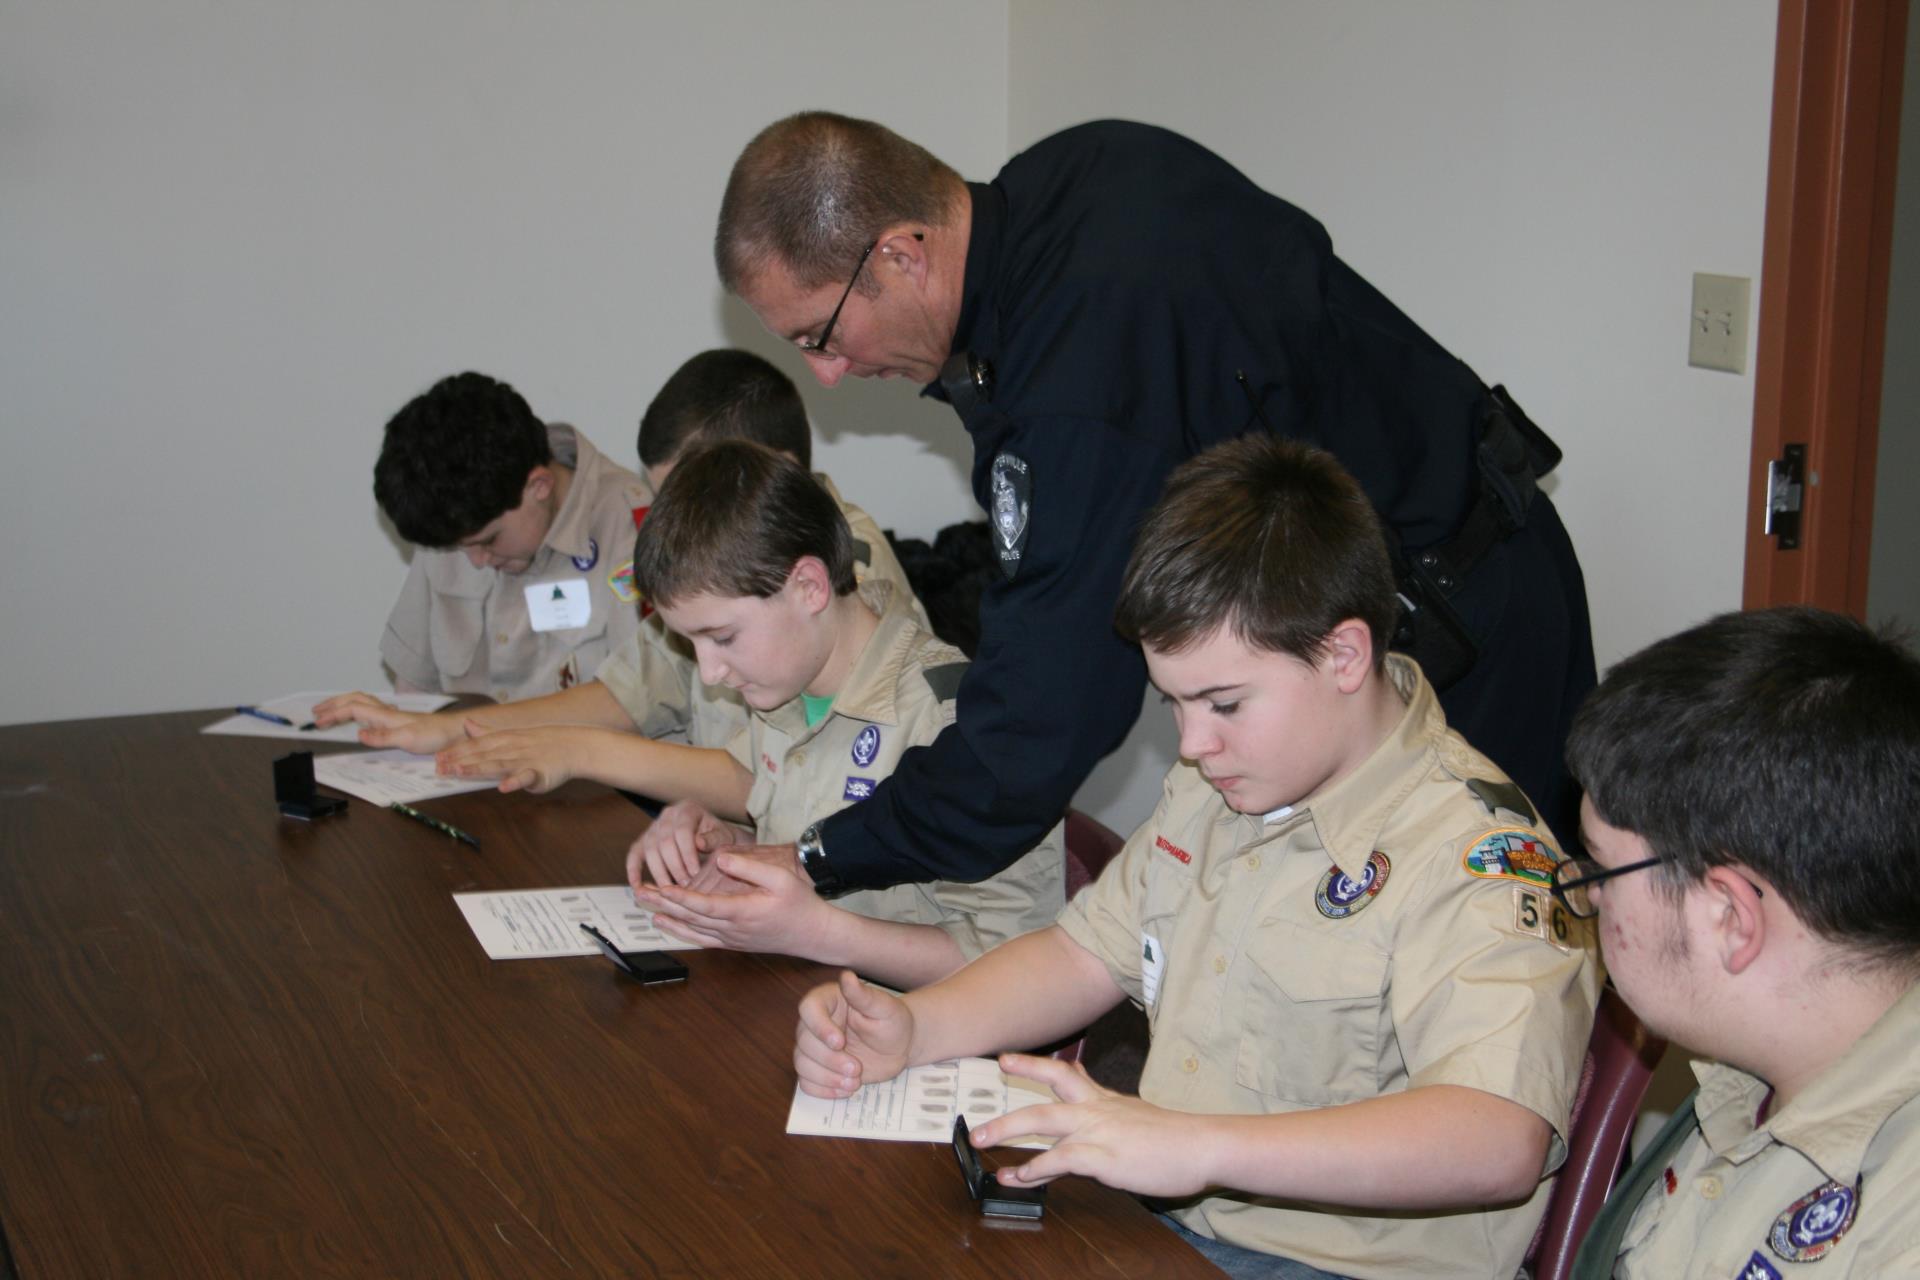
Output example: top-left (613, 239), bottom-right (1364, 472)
top-left (715, 111), bottom-right (963, 296)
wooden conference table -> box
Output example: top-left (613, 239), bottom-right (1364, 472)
top-left (0, 710), bottom-right (1221, 1279)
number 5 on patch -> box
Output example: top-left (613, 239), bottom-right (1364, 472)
top-left (1512, 886), bottom-right (1572, 952)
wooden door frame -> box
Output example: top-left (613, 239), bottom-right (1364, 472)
top-left (1745, 0), bottom-right (1908, 613)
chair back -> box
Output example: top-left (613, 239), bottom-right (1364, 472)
top-left (1063, 808), bottom-right (1125, 899)
top-left (1525, 986), bottom-right (1667, 1280)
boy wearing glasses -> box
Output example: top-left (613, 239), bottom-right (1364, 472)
top-left (793, 435), bottom-right (1600, 1280)
top-left (1564, 607), bottom-right (1920, 1279)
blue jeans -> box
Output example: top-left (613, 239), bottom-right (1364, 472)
top-left (1156, 1212), bottom-right (1354, 1280)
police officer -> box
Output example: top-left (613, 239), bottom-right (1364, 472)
top-left (709, 111), bottom-right (1594, 896)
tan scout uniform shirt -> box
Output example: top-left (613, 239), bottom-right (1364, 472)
top-left (1611, 981), bottom-right (1920, 1279)
top-left (596, 473), bottom-right (929, 749)
top-left (1057, 656), bottom-right (1601, 1280)
top-left (380, 425), bottom-right (651, 703)
top-left (727, 580), bottom-right (1062, 961)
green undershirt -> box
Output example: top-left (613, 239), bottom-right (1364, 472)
top-left (801, 693), bottom-right (835, 728)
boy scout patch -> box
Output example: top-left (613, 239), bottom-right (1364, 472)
top-left (1315, 852), bottom-right (1390, 919)
top-left (572, 537), bottom-right (599, 572)
top-left (608, 560), bottom-right (639, 604)
top-left (1739, 1253), bottom-right (1783, 1280)
top-left (851, 725), bottom-right (881, 767)
top-left (843, 776), bottom-right (875, 802)
top-left (1768, 1179), bottom-right (1858, 1262)
top-left (989, 452), bottom-right (1030, 578)
top-left (1463, 828), bottom-right (1560, 887)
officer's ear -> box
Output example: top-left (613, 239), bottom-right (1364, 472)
top-left (874, 227), bottom-right (930, 289)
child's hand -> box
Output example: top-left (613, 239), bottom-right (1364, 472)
top-left (793, 970), bottom-right (913, 1098)
top-left (967, 1053), bottom-right (1214, 1198)
top-left (312, 692), bottom-right (461, 753)
top-left (627, 801), bottom-right (744, 890)
top-left (633, 847), bottom-right (826, 954)
top-left (310, 691), bottom-right (397, 729)
top-left (437, 721), bottom-right (577, 793)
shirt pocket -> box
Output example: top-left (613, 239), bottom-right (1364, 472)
top-left (424, 566), bottom-right (490, 680)
top-left (1233, 923), bottom-right (1390, 1107)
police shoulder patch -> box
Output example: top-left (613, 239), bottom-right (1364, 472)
top-left (1462, 828), bottom-right (1561, 888)
top-left (988, 452), bottom-right (1031, 579)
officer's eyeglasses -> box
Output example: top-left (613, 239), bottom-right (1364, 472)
top-left (1549, 855), bottom-right (1663, 919)
top-left (796, 233), bottom-right (924, 361)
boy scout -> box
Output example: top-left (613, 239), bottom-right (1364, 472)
top-left (315, 351), bottom-right (923, 802)
top-left (1565, 608), bottom-right (1920, 1279)
top-left (369, 371), bottom-right (650, 703)
top-left (793, 435), bottom-right (1600, 1280)
top-left (627, 441), bottom-right (1062, 988)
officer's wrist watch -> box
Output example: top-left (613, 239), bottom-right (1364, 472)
top-left (795, 822), bottom-right (845, 898)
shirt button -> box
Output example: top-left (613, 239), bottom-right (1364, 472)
top-left (1212, 954), bottom-right (1227, 974)
top-left (1182, 1055), bottom-right (1199, 1074)
top-left (496, 632), bottom-right (509, 645)
top-left (495, 689), bottom-right (509, 701)
top-left (1244, 854), bottom-right (1260, 871)
top-left (791, 751), bottom-right (807, 767)
top-left (1697, 1176), bottom-right (1723, 1200)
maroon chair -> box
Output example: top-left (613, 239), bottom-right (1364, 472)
top-left (1063, 807), bottom-right (1127, 899)
top-left (1052, 809), bottom-right (1129, 1066)
top-left (1524, 985), bottom-right (1667, 1280)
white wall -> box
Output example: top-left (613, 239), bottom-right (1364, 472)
top-left (0, 0), bottom-right (1005, 725)
top-left (1012, 1), bottom-right (1781, 834)
top-left (1872, 4), bottom-right (1920, 633)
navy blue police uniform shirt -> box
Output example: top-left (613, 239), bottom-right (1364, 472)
top-left (817, 120), bottom-right (1594, 892)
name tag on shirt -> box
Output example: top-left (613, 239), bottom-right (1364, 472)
top-left (524, 579), bottom-right (592, 631)
top-left (1141, 932), bottom-right (1166, 1009)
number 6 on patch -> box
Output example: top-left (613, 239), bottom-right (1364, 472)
top-left (1512, 886), bottom-right (1572, 952)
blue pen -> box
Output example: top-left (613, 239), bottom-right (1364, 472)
top-left (235, 705), bottom-right (295, 727)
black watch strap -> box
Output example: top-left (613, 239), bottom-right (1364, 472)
top-left (796, 822), bottom-right (847, 898)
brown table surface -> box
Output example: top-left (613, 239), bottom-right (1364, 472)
top-left (0, 709), bottom-right (1221, 1278)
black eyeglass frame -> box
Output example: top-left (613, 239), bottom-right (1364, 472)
top-left (1548, 855), bottom-right (1664, 919)
top-left (796, 233), bottom-right (925, 361)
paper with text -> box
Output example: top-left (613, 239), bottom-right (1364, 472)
top-left (787, 1058), bottom-right (1054, 1148)
top-left (453, 885), bottom-right (699, 959)
top-left (202, 691), bottom-right (455, 742)
top-left (313, 749), bottom-right (495, 805)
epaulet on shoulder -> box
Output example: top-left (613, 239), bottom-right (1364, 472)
top-left (1465, 777), bottom-right (1537, 826)
top-left (920, 650), bottom-right (968, 703)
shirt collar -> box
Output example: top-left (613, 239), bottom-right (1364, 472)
top-left (923, 180), bottom-right (1003, 400)
top-left (1692, 977), bottom-right (1920, 1181)
top-left (1288, 655), bottom-right (1434, 879)
top-left (539, 423), bottom-right (600, 564)
top-left (761, 580), bottom-right (913, 739)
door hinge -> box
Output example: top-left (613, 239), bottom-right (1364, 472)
top-left (1765, 443), bottom-right (1806, 550)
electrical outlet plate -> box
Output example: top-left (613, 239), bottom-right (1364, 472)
top-left (1690, 273), bottom-right (1751, 374)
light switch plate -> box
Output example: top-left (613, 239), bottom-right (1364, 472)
top-left (1690, 273), bottom-right (1751, 374)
